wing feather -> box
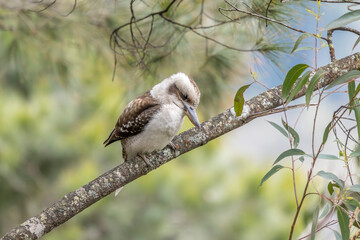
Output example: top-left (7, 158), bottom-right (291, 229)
top-left (104, 91), bottom-right (160, 147)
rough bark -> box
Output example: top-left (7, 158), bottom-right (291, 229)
top-left (2, 52), bottom-right (360, 240)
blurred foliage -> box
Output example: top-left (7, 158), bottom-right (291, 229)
top-left (0, 0), bottom-right (314, 239)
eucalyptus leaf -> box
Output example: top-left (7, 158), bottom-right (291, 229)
top-left (286, 70), bottom-right (311, 105)
top-left (326, 70), bottom-right (360, 89)
top-left (332, 230), bottom-right (342, 240)
top-left (318, 154), bottom-right (339, 160)
top-left (310, 205), bottom-right (320, 240)
top-left (353, 36), bottom-right (360, 51)
top-left (337, 207), bottom-right (350, 240)
top-left (306, 69), bottom-right (326, 107)
top-left (291, 33), bottom-right (313, 53)
top-left (350, 149), bottom-right (360, 158)
top-left (234, 84), bottom-right (251, 116)
top-left (348, 184), bottom-right (360, 193)
top-left (273, 149), bottom-right (305, 165)
top-left (319, 202), bottom-right (331, 219)
top-left (259, 165), bottom-right (284, 187)
top-left (293, 46), bottom-right (314, 53)
top-left (325, 10), bottom-right (360, 30)
top-left (322, 122), bottom-right (332, 145)
top-left (267, 121), bottom-right (288, 138)
top-left (318, 171), bottom-right (344, 189)
top-left (282, 64), bottom-right (309, 101)
top-left (282, 119), bottom-right (300, 148)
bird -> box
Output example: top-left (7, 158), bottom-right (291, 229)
top-left (103, 72), bottom-right (201, 166)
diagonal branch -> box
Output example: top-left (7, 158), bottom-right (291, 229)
top-left (2, 52), bottom-right (360, 240)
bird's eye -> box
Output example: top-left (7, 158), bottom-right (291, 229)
top-left (181, 93), bottom-right (188, 100)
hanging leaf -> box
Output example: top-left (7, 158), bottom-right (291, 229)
top-left (259, 165), bottom-right (284, 187)
top-left (332, 230), bottom-right (342, 240)
top-left (234, 84), bottom-right (251, 117)
top-left (273, 149), bottom-right (305, 165)
top-left (322, 122), bottom-right (332, 145)
top-left (299, 156), bottom-right (305, 162)
top-left (293, 46), bottom-right (314, 53)
top-left (348, 184), bottom-right (360, 193)
top-left (353, 36), bottom-right (360, 51)
top-left (282, 119), bottom-right (300, 148)
top-left (325, 10), bottom-right (360, 30)
top-left (318, 171), bottom-right (344, 189)
top-left (291, 33), bottom-right (313, 53)
top-left (319, 202), bottom-right (331, 219)
top-left (306, 69), bottom-right (326, 107)
top-left (326, 70), bottom-right (360, 89)
top-left (318, 154), bottom-right (339, 160)
top-left (286, 70), bottom-right (311, 105)
top-left (328, 181), bottom-right (338, 195)
top-left (350, 149), bottom-right (360, 157)
top-left (310, 205), bottom-right (320, 240)
top-left (267, 121), bottom-right (289, 138)
top-left (282, 64), bottom-right (309, 101)
top-left (337, 207), bottom-right (350, 240)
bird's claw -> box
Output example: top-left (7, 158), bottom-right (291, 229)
top-left (137, 153), bottom-right (153, 168)
top-left (168, 141), bottom-right (177, 151)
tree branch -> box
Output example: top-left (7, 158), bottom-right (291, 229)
top-left (2, 52), bottom-right (360, 240)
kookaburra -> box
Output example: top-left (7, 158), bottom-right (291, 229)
top-left (103, 72), bottom-right (201, 165)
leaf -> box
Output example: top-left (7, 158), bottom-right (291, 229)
top-left (353, 36), bottom-right (360, 51)
top-left (337, 207), bottom-right (350, 240)
top-left (286, 70), bottom-right (311, 105)
top-left (322, 122), bottom-right (332, 145)
top-left (319, 202), bottom-right (331, 218)
top-left (328, 182), bottom-right (336, 195)
top-left (293, 46), bottom-right (314, 53)
top-left (273, 149), bottom-right (305, 165)
top-left (234, 84), bottom-right (251, 116)
top-left (291, 33), bottom-right (313, 53)
top-left (348, 81), bottom-right (356, 114)
top-left (299, 156), bottom-right (305, 162)
top-left (318, 171), bottom-right (344, 189)
top-left (282, 64), bottom-right (309, 101)
top-left (350, 149), bottom-right (360, 157)
top-left (310, 205), bottom-right (320, 240)
top-left (345, 199), bottom-right (360, 212)
top-left (332, 230), bottom-right (342, 240)
top-left (306, 69), bottom-right (326, 107)
top-left (326, 70), bottom-right (360, 89)
top-left (259, 165), bottom-right (284, 187)
top-left (318, 154), bottom-right (339, 160)
top-left (325, 10), bottom-right (360, 30)
top-left (267, 121), bottom-right (288, 138)
top-left (282, 119), bottom-right (300, 148)
top-left (349, 184), bottom-right (360, 193)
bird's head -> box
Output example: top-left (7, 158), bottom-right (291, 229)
top-left (151, 72), bottom-right (201, 128)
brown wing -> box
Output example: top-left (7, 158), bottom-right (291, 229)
top-left (103, 91), bottom-right (161, 147)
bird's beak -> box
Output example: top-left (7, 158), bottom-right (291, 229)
top-left (183, 102), bottom-right (201, 129)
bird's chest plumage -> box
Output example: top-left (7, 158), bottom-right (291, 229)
top-left (123, 104), bottom-right (184, 159)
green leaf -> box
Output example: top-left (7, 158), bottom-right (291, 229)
top-left (234, 84), bottom-right (251, 117)
top-left (306, 69), bottom-right (326, 107)
top-left (349, 184), bottom-right (360, 193)
top-left (350, 149), bottom-right (360, 157)
top-left (326, 70), bottom-right (360, 89)
top-left (337, 207), bottom-right (350, 240)
top-left (328, 182), bottom-right (336, 195)
top-left (345, 199), bottom-right (360, 212)
top-left (282, 64), bottom-right (309, 101)
top-left (259, 165), bottom-right (284, 187)
top-left (293, 46), bottom-right (314, 53)
top-left (348, 81), bottom-right (356, 114)
top-left (273, 149), bottom-right (305, 165)
top-left (325, 10), bottom-right (360, 30)
top-left (282, 119), bottom-right (300, 148)
top-left (286, 70), bottom-right (311, 105)
top-left (322, 122), bottom-right (332, 145)
top-left (267, 121), bottom-right (288, 138)
top-left (318, 171), bottom-right (344, 189)
top-left (310, 205), bottom-right (320, 240)
top-left (333, 230), bottom-right (342, 240)
top-left (318, 154), bottom-right (339, 160)
top-left (319, 202), bottom-right (331, 219)
top-left (299, 156), bottom-right (305, 162)
top-left (291, 33), bottom-right (313, 53)
top-left (353, 36), bottom-right (360, 51)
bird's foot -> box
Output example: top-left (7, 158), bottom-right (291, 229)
top-left (168, 141), bottom-right (178, 151)
top-left (137, 153), bottom-right (153, 168)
